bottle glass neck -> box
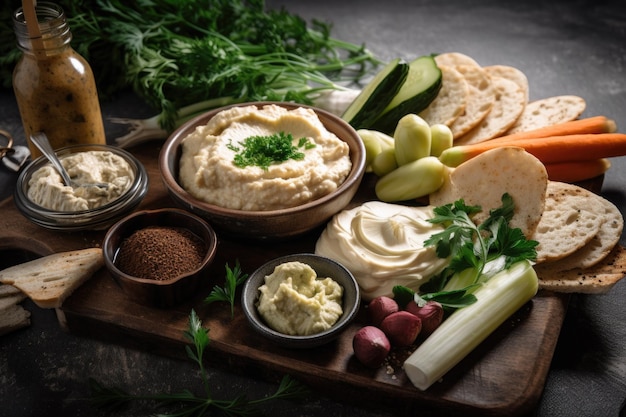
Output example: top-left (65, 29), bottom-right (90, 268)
top-left (13, 2), bottom-right (72, 56)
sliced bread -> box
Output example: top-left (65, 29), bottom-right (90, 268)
top-left (0, 248), bottom-right (104, 308)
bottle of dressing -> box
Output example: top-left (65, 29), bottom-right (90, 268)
top-left (12, 1), bottom-right (105, 158)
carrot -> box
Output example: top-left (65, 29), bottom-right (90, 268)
top-left (488, 116), bottom-right (617, 143)
top-left (544, 158), bottom-right (611, 183)
top-left (439, 133), bottom-right (626, 167)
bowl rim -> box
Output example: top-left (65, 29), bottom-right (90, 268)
top-left (102, 207), bottom-right (218, 285)
top-left (159, 101), bottom-right (366, 219)
top-left (241, 253), bottom-right (361, 345)
top-left (14, 143), bottom-right (149, 229)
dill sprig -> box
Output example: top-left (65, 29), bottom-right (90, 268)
top-left (90, 310), bottom-right (309, 416)
top-left (0, 0), bottom-right (380, 131)
top-left (205, 260), bottom-right (248, 318)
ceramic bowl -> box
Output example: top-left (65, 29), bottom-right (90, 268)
top-left (14, 144), bottom-right (149, 231)
top-left (159, 101), bottom-right (366, 241)
top-left (241, 253), bottom-right (360, 349)
top-left (102, 208), bottom-right (218, 308)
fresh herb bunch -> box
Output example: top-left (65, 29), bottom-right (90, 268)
top-left (228, 132), bottom-right (315, 170)
top-left (205, 260), bottom-right (248, 318)
top-left (0, 0), bottom-right (378, 130)
top-left (90, 310), bottom-right (309, 416)
top-left (395, 194), bottom-right (538, 312)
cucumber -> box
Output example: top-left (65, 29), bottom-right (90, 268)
top-left (341, 58), bottom-right (409, 130)
top-left (371, 55), bottom-right (443, 134)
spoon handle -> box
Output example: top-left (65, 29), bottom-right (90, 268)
top-left (30, 132), bottom-right (73, 186)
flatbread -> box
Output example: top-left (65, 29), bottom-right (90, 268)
top-left (483, 65), bottom-right (529, 102)
top-left (434, 52), bottom-right (481, 68)
top-left (0, 284), bottom-right (30, 336)
top-left (0, 248), bottom-right (104, 308)
top-left (535, 194), bottom-right (623, 272)
top-left (429, 147), bottom-right (548, 237)
top-left (445, 64), bottom-right (495, 139)
top-left (419, 65), bottom-right (468, 127)
top-left (532, 182), bottom-right (606, 263)
top-left (0, 303), bottom-right (31, 336)
top-left (0, 284), bottom-right (22, 299)
top-left (504, 95), bottom-right (586, 134)
top-left (537, 244), bottom-right (626, 294)
top-left (454, 76), bottom-right (526, 144)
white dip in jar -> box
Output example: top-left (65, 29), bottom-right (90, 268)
top-left (27, 150), bottom-right (134, 211)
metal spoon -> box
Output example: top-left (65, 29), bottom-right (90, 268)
top-left (29, 132), bottom-right (110, 189)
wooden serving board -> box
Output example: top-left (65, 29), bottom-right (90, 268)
top-left (0, 142), bottom-right (569, 416)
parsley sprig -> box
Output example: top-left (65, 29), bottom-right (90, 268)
top-left (425, 193), bottom-right (537, 282)
top-left (205, 260), bottom-right (248, 318)
top-left (90, 310), bottom-right (309, 416)
top-left (228, 132), bottom-right (315, 170)
top-left (396, 194), bottom-right (538, 311)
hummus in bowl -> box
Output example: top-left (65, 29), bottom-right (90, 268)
top-left (159, 102), bottom-right (366, 241)
top-left (178, 104), bottom-right (352, 211)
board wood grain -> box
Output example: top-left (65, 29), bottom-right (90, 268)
top-left (0, 143), bottom-right (569, 416)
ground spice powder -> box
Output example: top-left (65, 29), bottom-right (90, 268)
top-left (116, 226), bottom-right (207, 280)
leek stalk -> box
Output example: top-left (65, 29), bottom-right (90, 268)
top-left (403, 260), bottom-right (539, 390)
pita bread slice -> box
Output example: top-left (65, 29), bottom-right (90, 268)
top-left (537, 244), bottom-right (626, 294)
top-left (0, 284), bottom-right (23, 299)
top-left (0, 248), bottom-right (104, 308)
top-left (0, 303), bottom-right (31, 336)
top-left (504, 95), bottom-right (586, 134)
top-left (446, 64), bottom-right (495, 139)
top-left (454, 76), bottom-right (526, 144)
top-left (483, 65), bottom-right (529, 103)
top-left (532, 182), bottom-right (605, 263)
top-left (534, 195), bottom-right (623, 272)
top-left (429, 147), bottom-right (548, 237)
top-left (434, 52), bottom-right (481, 68)
top-left (419, 65), bottom-right (468, 127)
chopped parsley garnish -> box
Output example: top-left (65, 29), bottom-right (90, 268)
top-left (227, 131), bottom-right (315, 170)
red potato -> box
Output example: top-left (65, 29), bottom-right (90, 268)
top-left (405, 300), bottom-right (444, 336)
top-left (380, 311), bottom-right (422, 347)
top-left (367, 296), bottom-right (399, 327)
top-left (352, 326), bottom-right (391, 368)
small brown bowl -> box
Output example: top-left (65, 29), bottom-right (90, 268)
top-left (241, 253), bottom-right (360, 349)
top-left (159, 101), bottom-right (366, 241)
top-left (102, 208), bottom-right (218, 308)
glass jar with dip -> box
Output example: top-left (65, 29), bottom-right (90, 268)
top-left (11, 2), bottom-right (105, 158)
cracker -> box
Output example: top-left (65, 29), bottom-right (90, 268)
top-left (429, 147), bottom-right (548, 237)
top-left (537, 244), bottom-right (626, 294)
top-left (419, 65), bottom-right (468, 127)
top-left (454, 76), bottom-right (526, 144)
top-left (434, 52), bottom-right (481, 68)
top-left (532, 182), bottom-right (605, 263)
top-left (505, 95), bottom-right (586, 134)
top-left (483, 65), bottom-right (529, 102)
top-left (446, 64), bottom-right (495, 139)
top-left (534, 195), bottom-right (623, 272)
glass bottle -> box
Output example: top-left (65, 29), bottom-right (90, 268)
top-left (12, 2), bottom-right (106, 158)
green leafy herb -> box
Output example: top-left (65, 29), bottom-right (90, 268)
top-left (395, 193), bottom-right (538, 312)
top-left (425, 193), bottom-right (538, 284)
top-left (205, 260), bottom-right (248, 318)
top-left (90, 310), bottom-right (309, 416)
top-left (0, 0), bottom-right (379, 130)
top-left (227, 132), bottom-right (314, 170)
